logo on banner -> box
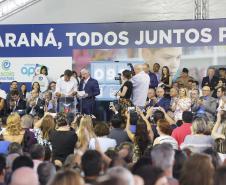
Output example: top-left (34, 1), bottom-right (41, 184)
top-left (0, 60), bottom-right (14, 81)
top-left (1, 60), bottom-right (11, 71)
top-left (21, 64), bottom-right (36, 77)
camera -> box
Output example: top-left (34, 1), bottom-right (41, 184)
top-left (114, 73), bottom-right (121, 81)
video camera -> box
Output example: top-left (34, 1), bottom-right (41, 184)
top-left (114, 62), bottom-right (135, 84)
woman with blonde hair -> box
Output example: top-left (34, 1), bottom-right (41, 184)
top-left (76, 115), bottom-right (95, 151)
top-left (172, 87), bottom-right (191, 121)
top-left (3, 113), bottom-right (25, 144)
top-left (48, 169), bottom-right (84, 185)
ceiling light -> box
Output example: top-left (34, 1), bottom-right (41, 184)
top-left (0, 0), bottom-right (41, 21)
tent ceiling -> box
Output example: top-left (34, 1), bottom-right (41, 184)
top-left (0, 0), bottom-right (226, 24)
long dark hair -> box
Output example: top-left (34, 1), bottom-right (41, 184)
top-left (135, 119), bottom-right (150, 155)
top-left (161, 66), bottom-right (170, 80)
top-left (40, 66), bottom-right (48, 76)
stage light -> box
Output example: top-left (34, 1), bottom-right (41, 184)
top-left (0, 0), bottom-right (41, 20)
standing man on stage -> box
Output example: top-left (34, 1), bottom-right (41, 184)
top-left (55, 70), bottom-right (78, 113)
top-left (78, 68), bottom-right (100, 115)
top-left (131, 64), bottom-right (150, 107)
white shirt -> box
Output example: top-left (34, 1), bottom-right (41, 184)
top-left (55, 76), bottom-right (78, 97)
top-left (89, 137), bottom-right (117, 152)
top-left (131, 71), bottom-right (150, 106)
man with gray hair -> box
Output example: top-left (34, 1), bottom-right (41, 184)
top-left (78, 68), bottom-right (100, 114)
top-left (131, 64), bottom-right (150, 107)
top-left (106, 166), bottom-right (135, 185)
top-left (151, 143), bottom-right (178, 185)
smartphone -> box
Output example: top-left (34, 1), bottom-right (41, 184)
top-left (130, 125), bottom-right (136, 133)
top-left (128, 106), bottom-right (136, 112)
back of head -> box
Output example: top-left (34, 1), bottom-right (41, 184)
top-left (214, 166), bottom-right (226, 185)
top-left (48, 169), bottom-right (84, 185)
top-left (107, 166), bottom-right (134, 185)
top-left (30, 144), bottom-right (45, 160)
top-left (133, 165), bottom-right (164, 185)
top-left (81, 150), bottom-right (102, 177)
top-left (0, 154), bottom-right (6, 175)
top-left (96, 176), bottom-right (126, 185)
top-left (55, 112), bottom-right (68, 127)
top-left (151, 143), bottom-right (175, 170)
top-left (180, 153), bottom-right (214, 185)
top-left (10, 167), bottom-right (39, 185)
top-left (37, 162), bottom-right (56, 185)
top-left (21, 114), bottom-right (34, 129)
top-left (152, 110), bottom-right (165, 124)
top-left (111, 115), bottom-right (122, 128)
top-left (64, 69), bottom-right (73, 77)
top-left (157, 119), bottom-right (172, 135)
top-left (192, 117), bottom-right (208, 134)
top-left (182, 111), bottom-right (193, 123)
top-left (94, 123), bottom-right (109, 137)
top-left (134, 64), bottom-right (144, 74)
top-left (12, 155), bottom-right (33, 172)
top-left (8, 142), bottom-right (23, 155)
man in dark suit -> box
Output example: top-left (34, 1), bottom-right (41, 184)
top-left (6, 90), bottom-right (26, 115)
top-left (153, 87), bottom-right (170, 111)
top-left (78, 68), bottom-right (100, 115)
top-left (26, 89), bottom-right (45, 117)
top-left (201, 67), bottom-right (219, 91)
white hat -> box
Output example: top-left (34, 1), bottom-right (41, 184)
top-left (0, 89), bottom-right (7, 99)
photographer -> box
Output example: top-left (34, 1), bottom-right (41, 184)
top-left (116, 70), bottom-right (133, 100)
top-left (116, 70), bottom-right (133, 118)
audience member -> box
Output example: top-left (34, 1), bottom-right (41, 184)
top-left (202, 67), bottom-right (219, 91)
top-left (50, 112), bottom-right (77, 163)
top-left (181, 118), bottom-right (215, 153)
top-left (171, 111), bottom-right (193, 147)
top-left (81, 150), bottom-right (103, 184)
top-left (10, 167), bottom-right (39, 185)
top-left (108, 115), bottom-right (130, 146)
top-left (89, 123), bottom-right (117, 152)
top-left (151, 143), bottom-right (178, 185)
top-left (192, 85), bottom-right (217, 121)
top-left (172, 88), bottom-right (191, 121)
top-left (176, 68), bottom-right (193, 89)
top-left (37, 162), bottom-right (56, 185)
top-left (180, 153), bottom-right (214, 185)
top-left (143, 63), bottom-right (158, 89)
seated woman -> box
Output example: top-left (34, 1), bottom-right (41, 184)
top-left (153, 119), bottom-right (178, 150)
top-left (50, 112), bottom-right (77, 163)
top-left (2, 113), bottom-right (25, 144)
top-left (181, 117), bottom-right (215, 153)
top-left (172, 88), bottom-right (191, 121)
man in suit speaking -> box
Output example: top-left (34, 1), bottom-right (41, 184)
top-left (78, 68), bottom-right (100, 115)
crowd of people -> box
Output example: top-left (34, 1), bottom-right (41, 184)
top-left (0, 63), bottom-right (225, 185)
